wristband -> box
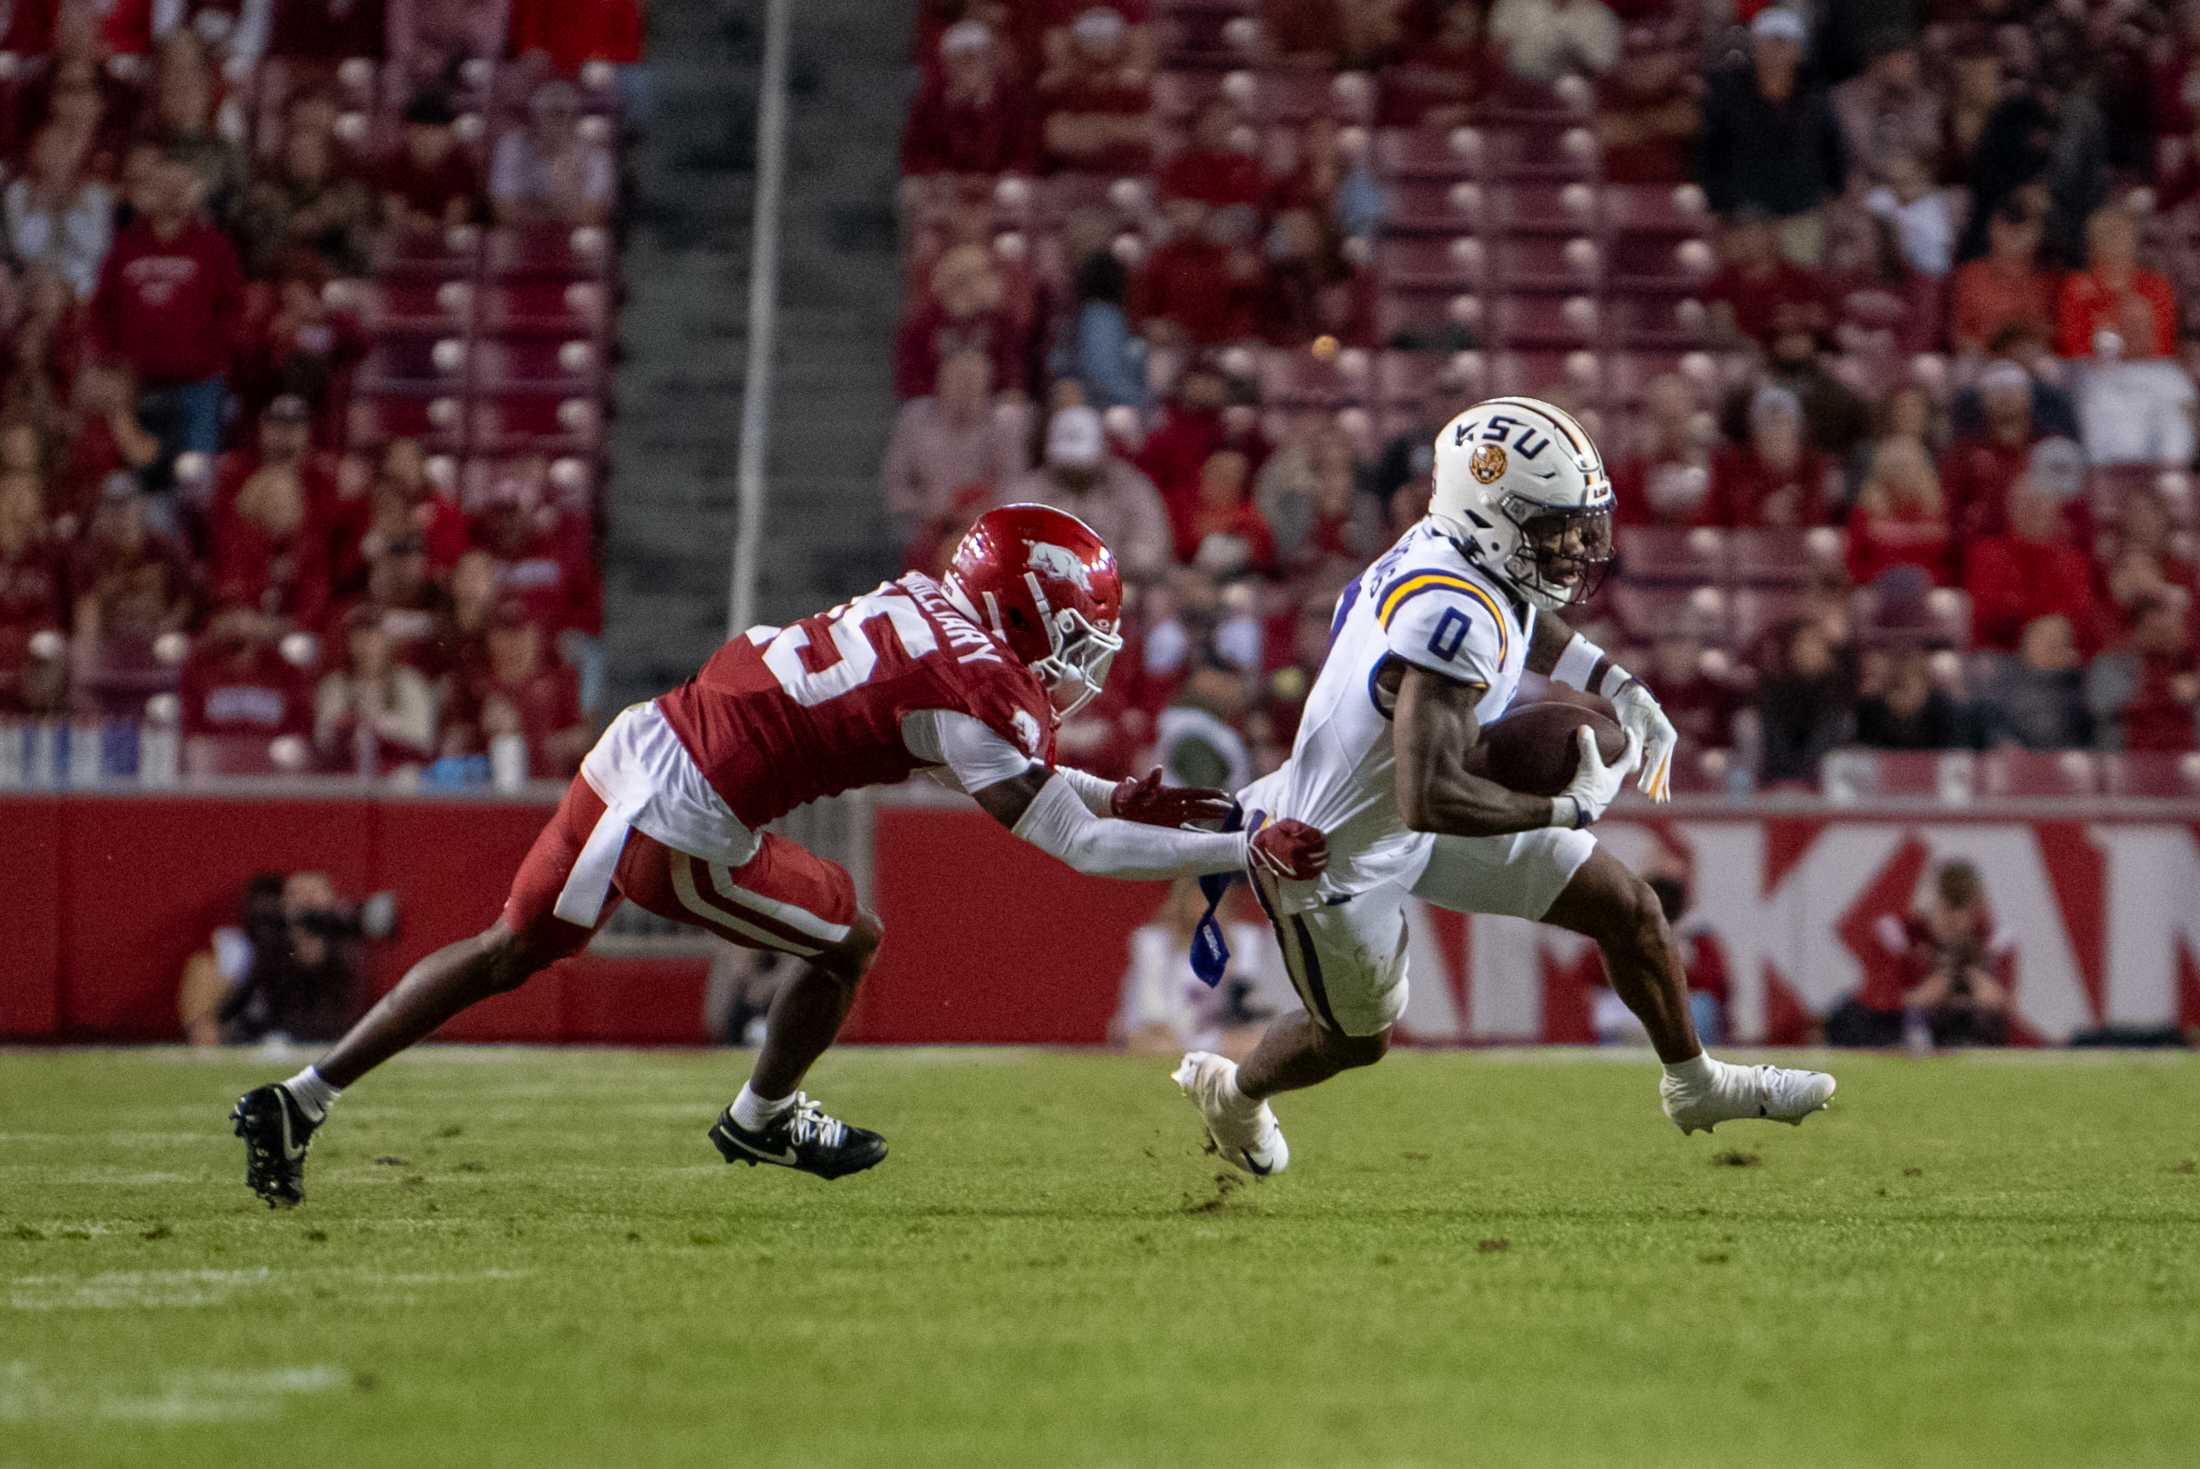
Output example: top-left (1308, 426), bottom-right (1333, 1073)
top-left (1056, 765), bottom-right (1117, 815)
top-left (1548, 796), bottom-right (1586, 830)
top-left (1550, 632), bottom-right (1603, 691)
top-left (1596, 664), bottom-right (1636, 701)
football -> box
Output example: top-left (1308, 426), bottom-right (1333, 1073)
top-left (1466, 700), bottom-right (1630, 796)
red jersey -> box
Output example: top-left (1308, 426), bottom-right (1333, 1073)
top-left (655, 573), bottom-right (1056, 829)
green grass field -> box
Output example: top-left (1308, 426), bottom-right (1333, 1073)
top-left (3, 1046), bottom-right (2197, 1468)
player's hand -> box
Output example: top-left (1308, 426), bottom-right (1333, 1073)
top-left (1109, 767), bottom-right (1234, 829)
top-left (1610, 677), bottom-right (1678, 802)
top-left (1248, 819), bottom-right (1328, 882)
top-left (1557, 727), bottom-right (1640, 829)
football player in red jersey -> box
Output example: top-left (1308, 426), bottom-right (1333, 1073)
top-left (233, 506), bottom-right (1328, 1204)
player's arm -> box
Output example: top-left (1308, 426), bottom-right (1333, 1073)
top-left (1528, 609), bottom-right (1679, 802)
top-left (1393, 665), bottom-right (1559, 836)
top-left (918, 711), bottom-right (1324, 881)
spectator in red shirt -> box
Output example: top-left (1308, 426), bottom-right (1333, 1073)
top-left (443, 601), bottom-right (588, 778)
top-left (1038, 7), bottom-right (1151, 176)
top-left (1611, 374), bottom-right (1715, 527)
top-left (178, 603), bottom-right (313, 746)
top-left (1159, 99), bottom-right (1265, 209)
top-left (349, 533), bottom-right (452, 674)
top-left (1641, 623), bottom-right (1742, 754)
top-left (509, 0), bottom-right (643, 73)
top-left (1846, 436), bottom-right (1955, 587)
top-left (2091, 597), bottom-right (2200, 754)
top-left (1596, 34), bottom-right (1699, 183)
top-left (53, 364), bottom-right (159, 530)
top-left (901, 20), bottom-right (1035, 178)
top-left (1708, 386), bottom-right (1835, 528)
top-left (71, 481), bottom-right (198, 657)
top-left (1863, 859), bottom-right (2014, 1048)
top-left (88, 151), bottom-right (244, 463)
top-left (1135, 359), bottom-right (1267, 517)
top-left (1172, 448), bottom-right (1274, 572)
top-left (470, 462), bottom-right (602, 639)
top-left (1938, 361), bottom-right (2043, 539)
top-left (212, 448), bottom-right (331, 633)
top-left (232, 256), bottom-right (369, 436)
top-left (0, 470), bottom-right (70, 712)
top-left (893, 242), bottom-right (1027, 400)
top-left (377, 91), bottom-right (482, 234)
top-left (2099, 489), bottom-right (2200, 644)
top-left (2057, 206), bottom-right (2176, 361)
top-left (209, 394), bottom-right (341, 559)
top-left (1132, 201), bottom-right (1262, 348)
top-left (269, 0), bottom-right (388, 60)
top-left (1704, 212), bottom-right (1830, 349)
top-left (1381, 2), bottom-right (1493, 129)
top-left (362, 438), bottom-right (469, 575)
top-left (1949, 202), bottom-right (2057, 356)
top-left (1966, 481), bottom-right (2103, 654)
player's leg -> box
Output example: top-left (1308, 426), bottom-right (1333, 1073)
top-left (1176, 873), bottom-right (1410, 1176)
top-left (231, 779), bottom-right (611, 1207)
top-left (1427, 832), bottom-right (1834, 1133)
top-left (1540, 847), bottom-right (1701, 1062)
top-left (614, 831), bottom-right (889, 1179)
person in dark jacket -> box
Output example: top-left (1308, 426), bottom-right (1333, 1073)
top-left (1698, 8), bottom-right (1849, 265)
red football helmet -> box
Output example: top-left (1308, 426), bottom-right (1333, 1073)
top-left (944, 504), bottom-right (1124, 716)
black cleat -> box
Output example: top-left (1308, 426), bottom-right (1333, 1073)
top-left (708, 1092), bottom-right (887, 1180)
top-left (231, 1084), bottom-right (317, 1208)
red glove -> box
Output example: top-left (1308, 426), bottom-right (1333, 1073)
top-left (1248, 819), bottom-right (1328, 882)
top-left (1109, 766), bottom-right (1235, 829)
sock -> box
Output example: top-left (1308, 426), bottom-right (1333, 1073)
top-left (731, 1083), bottom-right (795, 1132)
top-left (284, 1066), bottom-right (341, 1124)
top-left (1661, 1054), bottom-right (1718, 1090)
top-left (1218, 1064), bottom-right (1263, 1116)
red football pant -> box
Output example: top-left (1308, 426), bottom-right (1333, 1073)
top-left (503, 776), bottom-right (858, 961)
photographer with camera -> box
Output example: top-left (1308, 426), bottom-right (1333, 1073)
top-left (179, 871), bottom-right (394, 1045)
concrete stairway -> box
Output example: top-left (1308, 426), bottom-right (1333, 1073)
top-left (601, 0), bottom-right (910, 712)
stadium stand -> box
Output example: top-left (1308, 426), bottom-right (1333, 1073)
top-left (0, 0), bottom-right (638, 785)
top-left (890, 0), bottom-right (2200, 797)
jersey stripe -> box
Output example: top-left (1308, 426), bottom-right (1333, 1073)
top-left (1374, 573), bottom-right (1510, 667)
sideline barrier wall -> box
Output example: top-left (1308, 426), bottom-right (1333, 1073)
top-left (4, 790), bottom-right (2197, 1045)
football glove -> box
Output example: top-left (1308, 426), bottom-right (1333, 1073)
top-left (1248, 820), bottom-right (1328, 882)
top-left (1608, 676), bottom-right (1678, 802)
top-left (1109, 767), bottom-right (1235, 829)
top-left (1552, 727), bottom-right (1641, 830)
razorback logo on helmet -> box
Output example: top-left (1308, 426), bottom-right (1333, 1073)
top-left (1025, 542), bottom-right (1094, 592)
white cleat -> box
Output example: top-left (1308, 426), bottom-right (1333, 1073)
top-left (1662, 1060), bottom-right (1837, 1136)
top-left (1173, 1051), bottom-right (1289, 1177)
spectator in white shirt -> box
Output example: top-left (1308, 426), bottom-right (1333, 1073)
top-left (1865, 149), bottom-right (1957, 278)
top-left (490, 81), bottom-right (614, 226)
top-left (3, 124), bottom-right (114, 300)
top-left (1488, 0), bottom-right (1621, 85)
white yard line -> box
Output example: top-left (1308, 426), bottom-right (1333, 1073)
top-left (0, 1361), bottom-right (347, 1424)
top-left (5, 1264), bottom-right (531, 1312)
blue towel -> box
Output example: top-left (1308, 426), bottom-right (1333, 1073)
top-left (1188, 804), bottom-right (1257, 988)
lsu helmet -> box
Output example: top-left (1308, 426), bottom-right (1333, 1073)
top-left (1429, 396), bottom-right (1614, 612)
top-left (945, 503), bottom-right (1125, 717)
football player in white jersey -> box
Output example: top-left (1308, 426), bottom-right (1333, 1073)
top-left (1175, 396), bottom-right (1835, 1175)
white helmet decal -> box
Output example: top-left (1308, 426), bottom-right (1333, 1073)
top-left (1025, 541), bottom-right (1094, 592)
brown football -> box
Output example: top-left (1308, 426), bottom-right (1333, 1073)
top-left (1465, 701), bottom-right (1630, 797)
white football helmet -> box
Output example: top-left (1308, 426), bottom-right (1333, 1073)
top-left (1429, 396), bottom-right (1615, 612)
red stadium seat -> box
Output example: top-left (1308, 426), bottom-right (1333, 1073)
top-left (1728, 527), bottom-right (1842, 587)
top-left (356, 336), bottom-right (468, 394)
top-left (2101, 752), bottom-right (2200, 797)
top-left (1820, 750), bottom-right (1978, 803)
top-left (471, 339), bottom-right (607, 394)
top-left (1979, 750), bottom-right (2102, 798)
top-left (348, 279), bottom-right (476, 336)
top-left (483, 225), bottom-right (614, 281)
top-left (1616, 525), bottom-right (1726, 587)
top-left (1490, 235), bottom-right (1597, 291)
top-left (371, 225), bottom-right (483, 283)
top-left (1609, 583), bottom-right (1728, 645)
top-left (1490, 293), bottom-right (1598, 347)
top-left (478, 282), bottom-right (610, 339)
top-left (1376, 236), bottom-right (1486, 290)
top-left (1374, 126), bottom-right (1481, 181)
top-left (1600, 183), bottom-right (1712, 239)
top-left (348, 394), bottom-right (467, 453)
top-left (470, 394), bottom-right (603, 456)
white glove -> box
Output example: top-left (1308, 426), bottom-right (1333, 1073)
top-left (1551, 727), bottom-right (1641, 830)
top-left (1609, 676), bottom-right (1678, 802)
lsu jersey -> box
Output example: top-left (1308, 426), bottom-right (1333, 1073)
top-left (655, 573), bottom-right (1056, 828)
top-left (1255, 518), bottom-right (1535, 911)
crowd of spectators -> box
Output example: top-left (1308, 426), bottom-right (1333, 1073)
top-left (0, 0), bottom-right (640, 784)
top-left (893, 0), bottom-right (2200, 789)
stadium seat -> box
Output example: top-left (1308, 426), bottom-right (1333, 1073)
top-left (1491, 293), bottom-right (1598, 347)
top-left (471, 339), bottom-right (606, 395)
top-left (356, 337), bottom-right (468, 394)
top-left (348, 394), bottom-right (467, 453)
top-left (478, 282), bottom-right (610, 340)
top-left (470, 394), bottom-right (603, 456)
top-left (1599, 183), bottom-right (1710, 238)
top-left (1980, 750), bottom-right (2102, 798)
top-left (1728, 527), bottom-right (1843, 587)
top-left (1374, 126), bottom-right (1480, 181)
top-left (1609, 583), bottom-right (1727, 645)
top-left (1820, 750), bottom-right (1977, 804)
top-left (484, 226), bottom-right (613, 281)
top-left (1615, 525), bottom-right (1725, 588)
top-left (348, 279), bottom-right (475, 337)
top-left (2101, 752), bottom-right (2200, 797)
top-left (1728, 587), bottom-right (1807, 648)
